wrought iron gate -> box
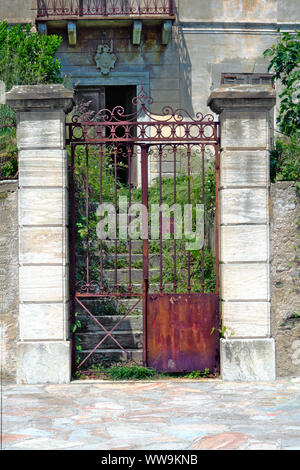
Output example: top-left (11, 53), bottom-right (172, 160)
top-left (68, 86), bottom-right (220, 374)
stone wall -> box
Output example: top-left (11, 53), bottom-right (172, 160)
top-left (0, 181), bottom-right (18, 382)
top-left (271, 181), bottom-right (300, 377)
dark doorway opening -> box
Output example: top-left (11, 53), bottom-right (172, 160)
top-left (75, 85), bottom-right (137, 185)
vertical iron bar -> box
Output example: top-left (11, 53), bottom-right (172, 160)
top-left (141, 144), bottom-right (149, 366)
top-left (187, 144), bottom-right (191, 293)
top-left (215, 140), bottom-right (220, 295)
top-left (173, 145), bottom-right (177, 293)
top-left (70, 144), bottom-right (77, 375)
top-left (201, 144), bottom-right (205, 294)
top-left (85, 144), bottom-right (90, 292)
top-left (128, 144), bottom-right (132, 293)
top-left (114, 144), bottom-right (118, 294)
top-left (99, 144), bottom-right (104, 293)
top-left (159, 145), bottom-right (163, 293)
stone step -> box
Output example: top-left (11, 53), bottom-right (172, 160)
top-left (76, 299), bottom-right (143, 317)
top-left (103, 240), bottom-right (143, 254)
top-left (77, 349), bottom-right (143, 368)
top-left (121, 283), bottom-right (174, 293)
top-left (103, 268), bottom-right (159, 283)
top-left (76, 315), bottom-right (143, 333)
top-left (106, 253), bottom-right (160, 268)
top-left (78, 331), bottom-right (143, 350)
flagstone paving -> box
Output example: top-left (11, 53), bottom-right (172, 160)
top-left (2, 378), bottom-right (300, 450)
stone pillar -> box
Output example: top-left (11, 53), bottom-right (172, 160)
top-left (6, 85), bottom-right (74, 384)
top-left (208, 85), bottom-right (276, 381)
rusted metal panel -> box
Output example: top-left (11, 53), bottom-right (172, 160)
top-left (147, 293), bottom-right (219, 373)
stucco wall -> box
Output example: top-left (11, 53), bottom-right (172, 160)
top-left (0, 181), bottom-right (18, 383)
top-left (270, 182), bottom-right (300, 377)
top-left (0, 0), bottom-right (36, 24)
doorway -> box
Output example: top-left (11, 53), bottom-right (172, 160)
top-left (75, 85), bottom-right (137, 185)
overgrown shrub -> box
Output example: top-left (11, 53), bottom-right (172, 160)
top-left (0, 21), bottom-right (62, 90)
top-left (264, 30), bottom-right (300, 183)
top-left (270, 135), bottom-right (300, 182)
top-left (0, 21), bottom-right (63, 178)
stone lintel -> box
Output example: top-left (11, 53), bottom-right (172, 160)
top-left (6, 84), bottom-right (74, 113)
top-left (208, 84), bottom-right (276, 114)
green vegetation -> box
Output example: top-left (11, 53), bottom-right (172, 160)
top-left (264, 30), bottom-right (300, 182)
top-left (270, 134), bottom-right (300, 183)
top-left (0, 21), bottom-right (63, 179)
top-left (74, 363), bottom-right (214, 381)
top-left (72, 144), bottom-right (217, 294)
top-left (0, 21), bottom-right (62, 90)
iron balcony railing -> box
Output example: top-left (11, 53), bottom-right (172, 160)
top-left (36, 0), bottom-right (175, 18)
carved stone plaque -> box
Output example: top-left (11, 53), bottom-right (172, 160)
top-left (94, 44), bottom-right (117, 76)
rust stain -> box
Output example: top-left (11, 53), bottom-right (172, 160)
top-left (147, 293), bottom-right (219, 373)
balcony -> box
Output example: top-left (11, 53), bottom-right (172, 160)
top-left (36, 0), bottom-right (175, 19)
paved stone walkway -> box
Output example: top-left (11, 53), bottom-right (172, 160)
top-left (2, 378), bottom-right (300, 450)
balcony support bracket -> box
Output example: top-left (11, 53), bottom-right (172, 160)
top-left (162, 20), bottom-right (172, 45)
top-left (133, 20), bottom-right (142, 46)
top-left (68, 21), bottom-right (77, 47)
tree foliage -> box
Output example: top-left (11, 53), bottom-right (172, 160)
top-left (0, 21), bottom-right (63, 91)
top-left (0, 21), bottom-right (63, 178)
top-left (264, 30), bottom-right (300, 182)
top-left (264, 30), bottom-right (300, 137)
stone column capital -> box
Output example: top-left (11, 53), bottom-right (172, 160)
top-left (6, 84), bottom-right (74, 114)
top-left (207, 84), bottom-right (276, 114)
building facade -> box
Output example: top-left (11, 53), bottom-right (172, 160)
top-left (1, 1), bottom-right (299, 113)
top-left (1, 1), bottom-right (300, 383)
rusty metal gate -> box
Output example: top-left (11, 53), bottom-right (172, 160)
top-left (68, 86), bottom-right (220, 375)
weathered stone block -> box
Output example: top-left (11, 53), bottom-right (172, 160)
top-left (19, 149), bottom-right (68, 187)
top-left (222, 301), bottom-right (270, 337)
top-left (220, 188), bottom-right (268, 225)
top-left (17, 341), bottom-right (71, 384)
top-left (220, 150), bottom-right (268, 188)
top-left (220, 338), bottom-right (276, 381)
top-left (20, 227), bottom-right (68, 265)
top-left (221, 109), bottom-right (268, 148)
top-left (220, 225), bottom-right (268, 262)
top-left (20, 187), bottom-right (67, 226)
top-left (19, 303), bottom-right (68, 341)
top-left (20, 265), bottom-right (69, 303)
top-left (221, 263), bottom-right (269, 301)
top-left (18, 110), bottom-right (65, 149)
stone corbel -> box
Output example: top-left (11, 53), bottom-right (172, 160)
top-left (162, 20), bottom-right (172, 45)
top-left (68, 21), bottom-right (77, 47)
top-left (133, 20), bottom-right (142, 46)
